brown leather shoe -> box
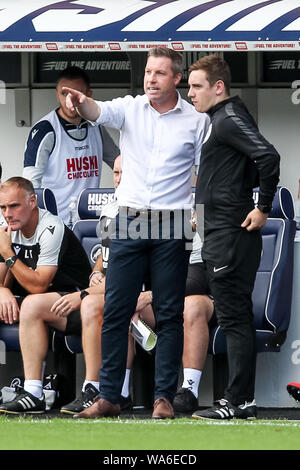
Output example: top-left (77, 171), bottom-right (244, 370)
top-left (152, 397), bottom-right (174, 419)
top-left (73, 397), bottom-right (120, 419)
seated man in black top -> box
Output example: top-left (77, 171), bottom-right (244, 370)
top-left (0, 177), bottom-right (92, 414)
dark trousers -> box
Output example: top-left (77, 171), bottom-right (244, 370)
top-left (99, 210), bottom-right (191, 404)
top-left (203, 228), bottom-right (262, 405)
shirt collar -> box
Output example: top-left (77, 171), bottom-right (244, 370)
top-left (207, 95), bottom-right (240, 117)
top-left (143, 90), bottom-right (182, 114)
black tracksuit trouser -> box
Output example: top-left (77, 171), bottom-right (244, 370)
top-left (203, 228), bottom-right (262, 405)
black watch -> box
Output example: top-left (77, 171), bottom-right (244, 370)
top-left (257, 204), bottom-right (272, 214)
top-left (5, 255), bottom-right (18, 268)
top-left (80, 289), bottom-right (89, 300)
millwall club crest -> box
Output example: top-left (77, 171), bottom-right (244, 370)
top-left (14, 245), bottom-right (21, 255)
top-left (31, 129), bottom-right (39, 139)
top-left (47, 225), bottom-right (55, 235)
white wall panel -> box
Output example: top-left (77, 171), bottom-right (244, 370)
top-left (258, 88), bottom-right (300, 202)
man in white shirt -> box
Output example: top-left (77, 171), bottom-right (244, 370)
top-left (63, 47), bottom-right (209, 420)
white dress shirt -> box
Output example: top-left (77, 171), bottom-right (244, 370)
top-left (94, 93), bottom-right (209, 210)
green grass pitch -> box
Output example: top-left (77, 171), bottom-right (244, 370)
top-left (0, 416), bottom-right (300, 450)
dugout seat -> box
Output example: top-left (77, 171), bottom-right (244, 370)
top-left (64, 188), bottom-right (115, 354)
top-left (35, 187), bottom-right (58, 216)
top-left (77, 187), bottom-right (115, 220)
top-left (72, 187), bottom-right (115, 267)
top-left (208, 186), bottom-right (297, 398)
top-left (0, 187), bottom-right (58, 352)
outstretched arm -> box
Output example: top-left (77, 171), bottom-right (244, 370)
top-left (63, 86), bottom-right (101, 122)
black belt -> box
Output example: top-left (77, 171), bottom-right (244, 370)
top-left (119, 206), bottom-right (160, 217)
top-left (119, 206), bottom-right (186, 217)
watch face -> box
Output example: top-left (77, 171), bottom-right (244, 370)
top-left (5, 256), bottom-right (16, 268)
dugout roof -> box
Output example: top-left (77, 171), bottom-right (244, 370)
top-left (0, 0), bottom-right (300, 52)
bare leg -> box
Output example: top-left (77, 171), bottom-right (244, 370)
top-left (174, 295), bottom-right (214, 410)
top-left (80, 294), bottom-right (104, 382)
top-left (126, 334), bottom-right (135, 370)
top-left (139, 304), bottom-right (156, 330)
top-left (182, 295), bottom-right (214, 370)
top-left (128, 304), bottom-right (156, 369)
top-left (19, 293), bottom-right (66, 380)
top-left (123, 304), bottom-right (156, 399)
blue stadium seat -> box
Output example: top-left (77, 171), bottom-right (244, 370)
top-left (35, 187), bottom-right (58, 215)
top-left (77, 187), bottom-right (115, 220)
top-left (209, 186), bottom-right (297, 355)
top-left (73, 220), bottom-right (100, 268)
top-left (67, 220), bottom-right (97, 350)
top-left (0, 324), bottom-right (20, 351)
top-left (65, 188), bottom-right (115, 354)
top-left (72, 188), bottom-right (115, 268)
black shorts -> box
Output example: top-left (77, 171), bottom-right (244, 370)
top-left (14, 294), bottom-right (82, 336)
top-left (59, 292), bottom-right (82, 335)
top-left (185, 263), bottom-right (217, 327)
top-left (185, 262), bottom-right (211, 297)
top-left (64, 309), bottom-right (81, 335)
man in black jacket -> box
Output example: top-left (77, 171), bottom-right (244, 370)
top-left (188, 54), bottom-right (280, 420)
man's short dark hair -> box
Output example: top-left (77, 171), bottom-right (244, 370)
top-left (148, 47), bottom-right (183, 76)
top-left (56, 66), bottom-right (91, 89)
top-left (189, 53), bottom-right (231, 95)
top-left (0, 162), bottom-right (2, 180)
